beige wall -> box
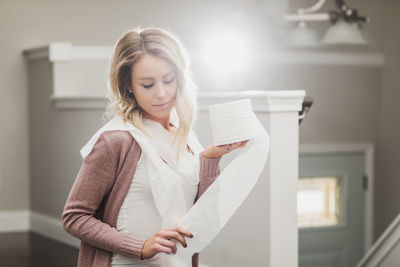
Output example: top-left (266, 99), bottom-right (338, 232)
top-left (372, 1), bottom-right (400, 241)
top-left (1, 0), bottom-right (399, 248)
top-left (379, 242), bottom-right (400, 267)
top-left (0, 0), bottom-right (263, 211)
top-left (286, 0), bottom-right (400, 241)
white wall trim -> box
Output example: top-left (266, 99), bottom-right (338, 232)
top-left (23, 42), bottom-right (112, 62)
top-left (0, 210), bottom-right (215, 267)
top-left (30, 211), bottom-right (80, 248)
top-left (198, 90), bottom-right (306, 112)
top-left (23, 42), bottom-right (384, 67)
top-left (256, 50), bottom-right (384, 67)
top-left (49, 90), bottom-right (306, 111)
top-left (356, 213), bottom-right (400, 267)
top-left (300, 142), bottom-right (375, 254)
top-left (0, 210), bottom-right (30, 232)
top-left (50, 95), bottom-right (108, 110)
top-left (0, 210), bottom-right (80, 248)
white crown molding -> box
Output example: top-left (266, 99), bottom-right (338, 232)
top-left (22, 46), bottom-right (50, 61)
top-left (49, 42), bottom-right (73, 62)
top-left (198, 90), bottom-right (305, 112)
top-left (23, 43), bottom-right (384, 66)
top-left (256, 49), bottom-right (384, 67)
top-left (23, 42), bottom-right (112, 62)
top-left (49, 90), bottom-right (306, 112)
top-left (50, 94), bottom-right (109, 110)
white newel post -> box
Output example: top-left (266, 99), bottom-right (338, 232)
top-left (197, 91), bottom-right (305, 267)
top-left (267, 97), bottom-right (303, 267)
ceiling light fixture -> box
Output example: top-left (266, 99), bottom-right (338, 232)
top-left (284, 0), bottom-right (370, 46)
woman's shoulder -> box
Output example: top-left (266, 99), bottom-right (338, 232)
top-left (98, 130), bottom-right (139, 155)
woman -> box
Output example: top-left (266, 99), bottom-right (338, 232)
top-left (62, 27), bottom-right (248, 267)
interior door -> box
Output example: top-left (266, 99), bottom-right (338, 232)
top-left (298, 153), bottom-right (364, 267)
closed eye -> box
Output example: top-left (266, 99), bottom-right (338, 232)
top-left (141, 77), bottom-right (174, 89)
top-left (164, 77), bottom-right (174, 84)
top-left (142, 83), bottom-right (154, 89)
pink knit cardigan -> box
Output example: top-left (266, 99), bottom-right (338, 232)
top-left (61, 130), bottom-right (221, 267)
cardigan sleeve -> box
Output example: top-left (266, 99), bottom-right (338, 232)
top-left (61, 133), bottom-right (145, 259)
top-left (195, 154), bottom-right (222, 202)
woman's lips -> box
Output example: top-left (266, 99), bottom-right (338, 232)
top-left (153, 100), bottom-right (172, 109)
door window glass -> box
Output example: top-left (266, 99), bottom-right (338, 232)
top-left (297, 176), bottom-right (341, 228)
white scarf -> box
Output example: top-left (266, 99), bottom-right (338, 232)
top-left (80, 115), bottom-right (204, 228)
top-left (80, 113), bottom-right (270, 266)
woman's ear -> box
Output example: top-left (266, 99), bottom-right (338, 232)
top-left (127, 83), bottom-right (134, 94)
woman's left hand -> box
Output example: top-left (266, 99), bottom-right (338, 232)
top-left (200, 140), bottom-right (250, 159)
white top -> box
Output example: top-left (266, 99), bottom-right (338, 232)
top-left (111, 119), bottom-right (199, 266)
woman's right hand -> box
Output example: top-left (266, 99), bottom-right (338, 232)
top-left (140, 226), bottom-right (193, 260)
top-left (201, 140), bottom-right (249, 159)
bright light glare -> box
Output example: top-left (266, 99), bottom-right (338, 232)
top-left (202, 31), bottom-right (248, 75)
top-left (297, 176), bottom-right (341, 228)
top-left (297, 189), bottom-right (325, 214)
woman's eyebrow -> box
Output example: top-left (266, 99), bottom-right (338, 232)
top-left (138, 71), bottom-right (174, 80)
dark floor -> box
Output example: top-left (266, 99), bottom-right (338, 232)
top-left (0, 232), bottom-right (78, 267)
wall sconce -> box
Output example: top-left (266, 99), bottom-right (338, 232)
top-left (284, 0), bottom-right (370, 47)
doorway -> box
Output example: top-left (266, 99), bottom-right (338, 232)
top-left (298, 152), bottom-right (365, 267)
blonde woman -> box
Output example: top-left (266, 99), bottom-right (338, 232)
top-left (62, 27), bottom-right (248, 267)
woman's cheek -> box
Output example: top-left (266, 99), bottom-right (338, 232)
top-left (171, 83), bottom-right (178, 96)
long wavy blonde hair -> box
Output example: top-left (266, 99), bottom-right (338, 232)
top-left (104, 27), bottom-right (198, 162)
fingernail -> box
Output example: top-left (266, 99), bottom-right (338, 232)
top-left (190, 234), bottom-right (193, 238)
top-left (184, 244), bottom-right (187, 248)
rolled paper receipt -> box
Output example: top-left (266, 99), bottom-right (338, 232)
top-left (169, 98), bottom-right (271, 266)
top-left (208, 98), bottom-right (259, 146)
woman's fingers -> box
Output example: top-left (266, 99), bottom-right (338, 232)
top-left (239, 140), bottom-right (250, 147)
top-left (219, 140), bottom-right (249, 150)
top-left (176, 227), bottom-right (193, 239)
top-left (160, 230), bottom-right (187, 248)
top-left (154, 243), bottom-right (173, 254)
top-left (232, 142), bottom-right (241, 148)
top-left (165, 226), bottom-right (193, 239)
top-left (220, 140), bottom-right (249, 147)
top-left (202, 139), bottom-right (251, 158)
top-left (142, 227), bottom-right (193, 259)
top-left (157, 237), bottom-right (177, 254)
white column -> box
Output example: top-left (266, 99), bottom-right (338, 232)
top-left (267, 111), bottom-right (300, 267)
top-left (198, 90), bottom-right (305, 267)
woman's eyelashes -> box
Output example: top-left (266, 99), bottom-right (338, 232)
top-left (141, 77), bottom-right (174, 89)
top-left (142, 83), bottom-right (154, 89)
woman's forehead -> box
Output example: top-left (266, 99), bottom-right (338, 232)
top-left (132, 54), bottom-right (174, 80)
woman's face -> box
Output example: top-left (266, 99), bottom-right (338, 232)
top-left (131, 54), bottom-right (177, 123)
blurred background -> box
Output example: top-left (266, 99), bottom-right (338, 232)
top-left (0, 0), bottom-right (399, 266)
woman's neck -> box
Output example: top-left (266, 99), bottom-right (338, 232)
top-left (144, 114), bottom-right (175, 134)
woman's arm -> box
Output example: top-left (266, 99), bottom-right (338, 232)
top-left (61, 133), bottom-right (145, 259)
top-left (195, 154), bottom-right (222, 201)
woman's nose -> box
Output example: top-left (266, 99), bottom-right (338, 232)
top-left (155, 82), bottom-right (167, 97)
